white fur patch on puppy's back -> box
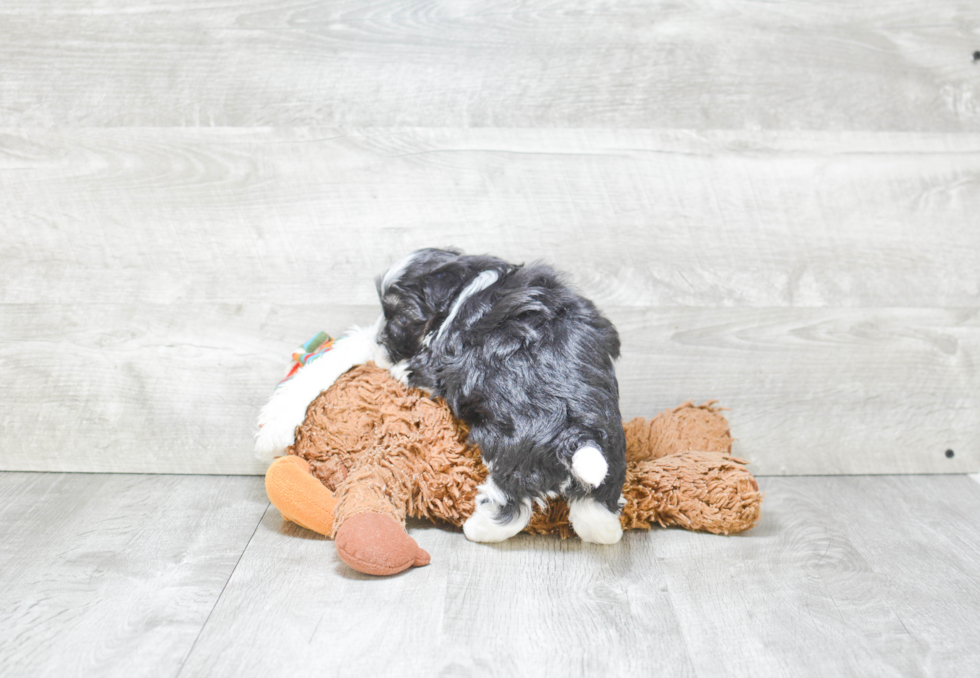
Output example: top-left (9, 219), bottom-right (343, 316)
top-left (571, 445), bottom-right (608, 488)
top-left (434, 269), bottom-right (500, 341)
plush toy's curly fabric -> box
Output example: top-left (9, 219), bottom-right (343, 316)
top-left (290, 363), bottom-right (486, 534)
top-left (286, 363), bottom-right (762, 539)
top-left (623, 400), bottom-right (733, 460)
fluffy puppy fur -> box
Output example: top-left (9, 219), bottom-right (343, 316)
top-left (377, 248), bottom-right (627, 544)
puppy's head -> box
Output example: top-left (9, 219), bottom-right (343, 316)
top-left (376, 248), bottom-right (510, 362)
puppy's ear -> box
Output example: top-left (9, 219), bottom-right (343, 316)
top-left (423, 261), bottom-right (471, 310)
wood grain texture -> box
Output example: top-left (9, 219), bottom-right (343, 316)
top-left (656, 475), bottom-right (980, 677)
top-left (1, 303), bottom-right (975, 475)
top-left (2, 128), bottom-right (979, 309)
top-left (0, 472), bottom-right (268, 678)
top-left (176, 475), bottom-right (980, 678)
top-left (613, 306), bottom-right (980, 475)
top-left (178, 504), bottom-right (695, 678)
top-left (827, 475), bottom-right (980, 675)
top-left (0, 1), bottom-right (978, 129)
top-left (0, 302), bottom-right (373, 475)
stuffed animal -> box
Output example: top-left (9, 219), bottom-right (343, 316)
top-left (262, 361), bottom-right (763, 576)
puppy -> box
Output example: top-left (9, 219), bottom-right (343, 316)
top-left (377, 248), bottom-right (626, 545)
top-left (254, 248), bottom-right (626, 545)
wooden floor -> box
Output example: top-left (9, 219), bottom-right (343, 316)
top-left (2, 471), bottom-right (979, 678)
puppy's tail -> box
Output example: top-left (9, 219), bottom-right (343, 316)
top-left (570, 445), bottom-right (608, 488)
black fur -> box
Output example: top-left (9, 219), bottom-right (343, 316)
top-left (376, 248), bottom-right (627, 521)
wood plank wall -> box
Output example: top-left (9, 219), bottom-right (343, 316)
top-left (1, 1), bottom-right (978, 475)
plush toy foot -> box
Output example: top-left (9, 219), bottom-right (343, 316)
top-left (265, 455), bottom-right (337, 536)
top-left (334, 512), bottom-right (431, 576)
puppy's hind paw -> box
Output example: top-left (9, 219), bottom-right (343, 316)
top-left (569, 499), bottom-right (623, 545)
top-left (463, 498), bottom-right (531, 543)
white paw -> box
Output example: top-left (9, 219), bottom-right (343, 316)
top-left (463, 508), bottom-right (531, 543)
top-left (464, 510), bottom-right (519, 543)
top-left (569, 499), bottom-right (623, 545)
top-left (388, 360), bottom-right (412, 387)
top-left (463, 483), bottom-right (531, 543)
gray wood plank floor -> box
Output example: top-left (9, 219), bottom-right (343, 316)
top-left (0, 472), bottom-right (269, 678)
top-left (2, 471), bottom-right (979, 678)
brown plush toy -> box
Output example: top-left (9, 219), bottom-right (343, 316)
top-left (264, 362), bottom-right (763, 576)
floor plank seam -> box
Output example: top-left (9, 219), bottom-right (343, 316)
top-left (173, 501), bottom-right (272, 678)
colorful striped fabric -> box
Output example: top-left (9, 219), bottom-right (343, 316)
top-left (277, 331), bottom-right (334, 387)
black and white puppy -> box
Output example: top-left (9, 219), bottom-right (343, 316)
top-left (377, 248), bottom-right (626, 544)
top-left (254, 248), bottom-right (626, 544)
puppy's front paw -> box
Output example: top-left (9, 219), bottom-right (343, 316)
top-left (569, 499), bottom-right (623, 545)
top-left (388, 360), bottom-right (412, 387)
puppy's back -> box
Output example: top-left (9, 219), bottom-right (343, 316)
top-left (439, 263), bottom-right (627, 512)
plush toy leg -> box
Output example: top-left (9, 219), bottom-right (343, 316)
top-left (330, 465), bottom-right (431, 576)
top-left (334, 513), bottom-right (431, 576)
top-left (622, 452), bottom-right (763, 535)
top-left (265, 455), bottom-right (338, 536)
